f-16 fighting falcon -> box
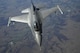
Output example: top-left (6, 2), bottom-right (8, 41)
top-left (7, 0), bottom-right (63, 50)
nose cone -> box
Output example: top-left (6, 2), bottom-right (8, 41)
top-left (35, 31), bottom-right (42, 47)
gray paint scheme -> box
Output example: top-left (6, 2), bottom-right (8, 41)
top-left (7, 2), bottom-right (63, 50)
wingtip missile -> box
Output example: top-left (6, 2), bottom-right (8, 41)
top-left (57, 5), bottom-right (63, 14)
top-left (7, 17), bottom-right (11, 27)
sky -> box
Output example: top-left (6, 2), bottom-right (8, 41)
top-left (0, 0), bottom-right (80, 53)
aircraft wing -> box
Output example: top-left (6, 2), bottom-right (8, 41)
top-left (40, 5), bottom-right (63, 20)
top-left (7, 14), bottom-right (29, 26)
top-left (21, 8), bottom-right (30, 13)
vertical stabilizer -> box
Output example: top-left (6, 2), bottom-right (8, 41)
top-left (31, 0), bottom-right (36, 11)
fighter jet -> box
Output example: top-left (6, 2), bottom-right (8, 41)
top-left (7, 0), bottom-right (63, 49)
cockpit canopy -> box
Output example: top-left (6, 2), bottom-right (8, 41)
top-left (34, 22), bottom-right (39, 31)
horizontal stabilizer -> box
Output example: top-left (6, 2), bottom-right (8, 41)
top-left (21, 8), bottom-right (30, 13)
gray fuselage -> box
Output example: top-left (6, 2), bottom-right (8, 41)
top-left (29, 6), bottom-right (42, 47)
